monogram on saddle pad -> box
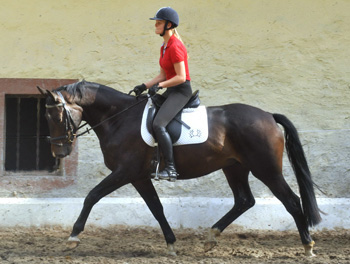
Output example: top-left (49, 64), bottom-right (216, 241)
top-left (141, 90), bottom-right (209, 147)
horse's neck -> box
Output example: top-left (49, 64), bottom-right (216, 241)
top-left (79, 94), bottom-right (135, 138)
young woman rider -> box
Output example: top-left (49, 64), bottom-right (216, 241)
top-left (132, 7), bottom-right (192, 182)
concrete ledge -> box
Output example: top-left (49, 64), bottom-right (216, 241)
top-left (0, 198), bottom-right (348, 230)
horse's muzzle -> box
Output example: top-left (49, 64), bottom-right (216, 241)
top-left (51, 145), bottom-right (72, 158)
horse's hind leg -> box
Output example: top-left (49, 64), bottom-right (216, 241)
top-left (133, 180), bottom-right (177, 256)
top-left (205, 163), bottom-right (255, 251)
top-left (67, 169), bottom-right (129, 249)
top-left (255, 172), bottom-right (315, 256)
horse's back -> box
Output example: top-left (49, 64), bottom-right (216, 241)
top-left (207, 103), bottom-right (278, 132)
top-left (206, 103), bottom-right (284, 162)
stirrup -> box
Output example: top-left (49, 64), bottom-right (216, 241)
top-left (151, 168), bottom-right (178, 182)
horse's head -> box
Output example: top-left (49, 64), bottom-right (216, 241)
top-left (37, 86), bottom-right (83, 158)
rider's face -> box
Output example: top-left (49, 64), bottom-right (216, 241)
top-left (155, 20), bottom-right (166, 34)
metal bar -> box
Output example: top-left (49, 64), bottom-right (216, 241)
top-left (15, 98), bottom-right (21, 170)
top-left (36, 98), bottom-right (41, 170)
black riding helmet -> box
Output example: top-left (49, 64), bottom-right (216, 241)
top-left (150, 7), bottom-right (179, 36)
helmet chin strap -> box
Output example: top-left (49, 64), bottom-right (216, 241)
top-left (160, 21), bottom-right (169, 37)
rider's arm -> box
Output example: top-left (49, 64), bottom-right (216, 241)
top-left (158, 61), bottom-right (186, 88)
top-left (144, 67), bottom-right (166, 88)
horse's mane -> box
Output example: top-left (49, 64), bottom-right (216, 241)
top-left (54, 80), bottom-right (94, 100)
top-left (53, 80), bottom-right (126, 105)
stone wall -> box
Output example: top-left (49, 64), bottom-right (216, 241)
top-left (0, 0), bottom-right (349, 199)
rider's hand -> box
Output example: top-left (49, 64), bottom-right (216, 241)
top-left (131, 83), bottom-right (147, 97)
top-left (148, 84), bottom-right (161, 96)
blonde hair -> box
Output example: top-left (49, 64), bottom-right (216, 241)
top-left (173, 28), bottom-right (190, 59)
top-left (172, 28), bottom-right (190, 59)
top-left (173, 28), bottom-right (184, 44)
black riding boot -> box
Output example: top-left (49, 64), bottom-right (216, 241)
top-left (152, 127), bottom-right (178, 182)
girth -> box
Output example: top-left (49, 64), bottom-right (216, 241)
top-left (146, 90), bottom-right (200, 143)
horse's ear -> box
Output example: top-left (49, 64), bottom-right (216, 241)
top-left (37, 86), bottom-right (47, 96)
top-left (37, 86), bottom-right (57, 101)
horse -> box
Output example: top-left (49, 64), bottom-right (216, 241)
top-left (37, 80), bottom-right (321, 257)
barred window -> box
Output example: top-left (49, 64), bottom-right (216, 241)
top-left (5, 95), bottom-right (59, 172)
top-left (0, 78), bottom-right (78, 179)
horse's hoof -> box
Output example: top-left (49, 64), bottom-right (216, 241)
top-left (167, 243), bottom-right (177, 256)
top-left (66, 236), bottom-right (80, 250)
top-left (204, 228), bottom-right (220, 252)
top-left (204, 240), bottom-right (218, 252)
top-left (304, 241), bottom-right (316, 257)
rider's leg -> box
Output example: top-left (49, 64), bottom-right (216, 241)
top-left (153, 126), bottom-right (178, 181)
top-left (151, 83), bottom-right (192, 181)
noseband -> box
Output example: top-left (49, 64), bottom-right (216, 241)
top-left (46, 91), bottom-right (78, 146)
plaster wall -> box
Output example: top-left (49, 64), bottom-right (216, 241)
top-left (0, 0), bottom-right (349, 200)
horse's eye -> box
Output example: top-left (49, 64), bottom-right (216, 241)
top-left (46, 111), bottom-right (62, 123)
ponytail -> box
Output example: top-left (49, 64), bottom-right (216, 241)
top-left (173, 28), bottom-right (184, 44)
top-left (172, 28), bottom-right (189, 59)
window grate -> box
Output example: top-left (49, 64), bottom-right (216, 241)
top-left (5, 95), bottom-right (59, 172)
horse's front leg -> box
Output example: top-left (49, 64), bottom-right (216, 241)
top-left (132, 180), bottom-right (177, 256)
top-left (67, 169), bottom-right (129, 249)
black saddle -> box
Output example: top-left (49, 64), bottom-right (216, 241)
top-left (146, 90), bottom-right (200, 143)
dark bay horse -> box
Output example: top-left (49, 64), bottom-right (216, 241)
top-left (37, 80), bottom-right (321, 257)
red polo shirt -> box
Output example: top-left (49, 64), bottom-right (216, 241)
top-left (159, 35), bottom-right (191, 81)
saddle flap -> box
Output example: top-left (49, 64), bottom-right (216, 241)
top-left (146, 105), bottom-right (157, 135)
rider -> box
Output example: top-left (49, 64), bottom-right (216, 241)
top-left (132, 7), bottom-right (192, 181)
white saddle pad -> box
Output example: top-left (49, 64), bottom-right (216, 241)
top-left (141, 98), bottom-right (209, 147)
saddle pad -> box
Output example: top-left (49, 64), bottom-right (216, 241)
top-left (141, 98), bottom-right (209, 147)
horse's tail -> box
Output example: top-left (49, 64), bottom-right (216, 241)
top-left (273, 113), bottom-right (322, 227)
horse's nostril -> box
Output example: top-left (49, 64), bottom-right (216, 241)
top-left (55, 154), bottom-right (66, 159)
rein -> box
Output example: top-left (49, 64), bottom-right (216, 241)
top-left (47, 91), bottom-right (149, 144)
top-left (75, 96), bottom-right (149, 138)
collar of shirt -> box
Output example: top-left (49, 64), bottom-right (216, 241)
top-left (161, 35), bottom-right (176, 57)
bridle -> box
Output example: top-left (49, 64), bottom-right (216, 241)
top-left (46, 91), bottom-right (150, 146)
top-left (45, 91), bottom-right (79, 146)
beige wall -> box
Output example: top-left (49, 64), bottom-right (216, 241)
top-left (0, 0), bottom-right (349, 198)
